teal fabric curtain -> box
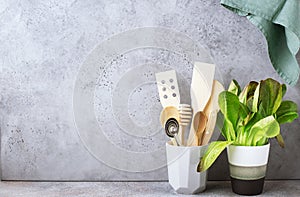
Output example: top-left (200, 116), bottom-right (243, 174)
top-left (221, 0), bottom-right (300, 85)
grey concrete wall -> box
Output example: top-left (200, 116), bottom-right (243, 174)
top-left (0, 0), bottom-right (299, 180)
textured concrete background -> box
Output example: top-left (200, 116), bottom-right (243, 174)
top-left (0, 0), bottom-right (299, 180)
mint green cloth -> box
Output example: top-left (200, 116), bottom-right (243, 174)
top-left (221, 0), bottom-right (300, 85)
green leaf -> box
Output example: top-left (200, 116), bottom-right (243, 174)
top-left (235, 126), bottom-right (248, 145)
top-left (218, 91), bottom-right (240, 127)
top-left (248, 115), bottom-right (280, 145)
top-left (246, 96), bottom-right (254, 111)
top-left (277, 112), bottom-right (299, 124)
top-left (218, 91), bottom-right (241, 140)
top-left (258, 78), bottom-right (283, 116)
top-left (276, 134), bottom-right (285, 148)
top-left (239, 81), bottom-right (258, 105)
top-left (256, 137), bottom-right (268, 146)
top-left (252, 83), bottom-right (260, 112)
top-left (228, 79), bottom-right (241, 96)
top-left (198, 141), bottom-right (233, 172)
top-left (216, 112), bottom-right (225, 132)
top-left (239, 102), bottom-right (249, 120)
top-left (276, 101), bottom-right (298, 116)
top-left (244, 112), bottom-right (263, 133)
top-left (217, 79), bottom-right (297, 149)
top-left (221, 118), bottom-right (236, 141)
top-left (282, 84), bottom-right (287, 97)
top-left (275, 101), bottom-right (299, 124)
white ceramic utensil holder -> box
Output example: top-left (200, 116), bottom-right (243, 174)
top-left (166, 142), bottom-right (208, 194)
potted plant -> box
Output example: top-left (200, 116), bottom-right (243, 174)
top-left (198, 78), bottom-right (298, 195)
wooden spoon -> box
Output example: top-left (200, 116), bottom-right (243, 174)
top-left (191, 111), bottom-right (208, 146)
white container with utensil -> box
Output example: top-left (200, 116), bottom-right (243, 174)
top-left (166, 141), bottom-right (208, 194)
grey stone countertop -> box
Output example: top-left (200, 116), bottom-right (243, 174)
top-left (0, 181), bottom-right (299, 197)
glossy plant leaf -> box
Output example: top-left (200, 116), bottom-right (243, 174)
top-left (198, 141), bottom-right (233, 172)
top-left (256, 137), bottom-right (268, 146)
top-left (276, 134), bottom-right (285, 148)
top-left (239, 81), bottom-right (258, 105)
top-left (246, 96), bottom-right (254, 112)
top-left (282, 84), bottom-right (287, 97)
top-left (216, 112), bottom-right (225, 132)
top-left (228, 79), bottom-right (241, 96)
top-left (235, 126), bottom-right (247, 145)
top-left (276, 100), bottom-right (299, 124)
top-left (252, 83), bottom-right (260, 112)
top-left (200, 78), bottom-right (298, 172)
top-left (248, 115), bottom-right (280, 145)
top-left (258, 78), bottom-right (283, 117)
top-left (244, 112), bottom-right (263, 132)
top-left (218, 91), bottom-right (241, 140)
top-left (239, 102), bottom-right (250, 120)
top-left (221, 118), bottom-right (236, 141)
top-left (218, 91), bottom-right (240, 127)
top-left (277, 112), bottom-right (299, 124)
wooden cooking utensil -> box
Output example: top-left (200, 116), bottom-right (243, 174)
top-left (200, 80), bottom-right (224, 145)
top-left (187, 62), bottom-right (215, 146)
top-left (160, 106), bottom-right (180, 126)
top-left (201, 110), bottom-right (217, 145)
top-left (192, 111), bottom-right (208, 146)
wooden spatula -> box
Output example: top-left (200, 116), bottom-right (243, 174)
top-left (187, 62), bottom-right (215, 146)
top-left (200, 80), bottom-right (224, 145)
